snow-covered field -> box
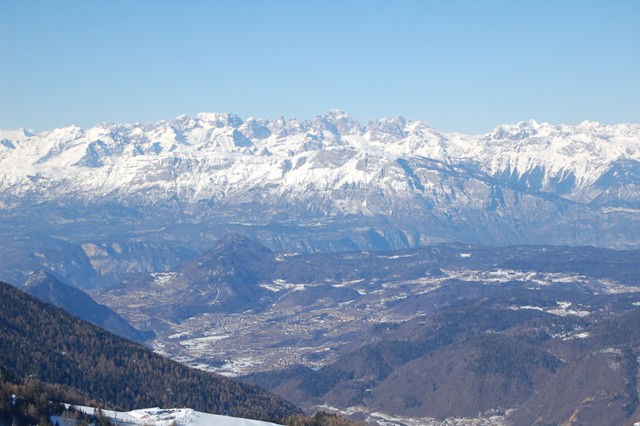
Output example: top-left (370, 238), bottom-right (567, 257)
top-left (317, 404), bottom-right (506, 426)
top-left (53, 405), bottom-right (281, 426)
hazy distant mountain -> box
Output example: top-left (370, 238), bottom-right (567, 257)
top-left (102, 233), bottom-right (277, 322)
top-left (0, 112), bottom-right (639, 287)
top-left (22, 270), bottom-right (153, 342)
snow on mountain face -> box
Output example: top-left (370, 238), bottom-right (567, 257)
top-left (2, 112), bottom-right (636, 203)
top-left (0, 111), bottom-right (639, 251)
top-left (467, 119), bottom-right (640, 201)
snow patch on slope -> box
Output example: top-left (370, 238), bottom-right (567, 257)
top-left (55, 405), bottom-right (280, 426)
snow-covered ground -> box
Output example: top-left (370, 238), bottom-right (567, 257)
top-left (317, 404), bottom-right (506, 426)
top-left (53, 405), bottom-right (282, 426)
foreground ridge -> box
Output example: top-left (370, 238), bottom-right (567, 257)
top-left (0, 280), bottom-right (302, 421)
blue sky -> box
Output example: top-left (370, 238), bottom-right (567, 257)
top-left (1, 0), bottom-right (638, 133)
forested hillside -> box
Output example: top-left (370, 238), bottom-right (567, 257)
top-left (0, 281), bottom-right (301, 422)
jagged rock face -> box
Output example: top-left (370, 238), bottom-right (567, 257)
top-left (0, 112), bottom-right (639, 260)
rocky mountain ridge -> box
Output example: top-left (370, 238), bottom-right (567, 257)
top-left (0, 112), bottom-right (639, 287)
top-left (2, 111), bottom-right (637, 207)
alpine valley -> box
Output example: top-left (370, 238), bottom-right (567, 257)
top-left (93, 236), bottom-right (640, 425)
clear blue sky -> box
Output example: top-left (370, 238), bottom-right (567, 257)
top-left (1, 0), bottom-right (638, 133)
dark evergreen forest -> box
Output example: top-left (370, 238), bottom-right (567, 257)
top-left (0, 281), bottom-right (301, 423)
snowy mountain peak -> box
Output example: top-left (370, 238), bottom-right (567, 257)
top-left (48, 124), bottom-right (84, 141)
top-left (579, 119), bottom-right (600, 127)
top-left (196, 112), bottom-right (244, 128)
top-left (488, 120), bottom-right (544, 140)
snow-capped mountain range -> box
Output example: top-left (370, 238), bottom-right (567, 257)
top-left (2, 111), bottom-right (638, 206)
top-left (0, 111), bottom-right (639, 277)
